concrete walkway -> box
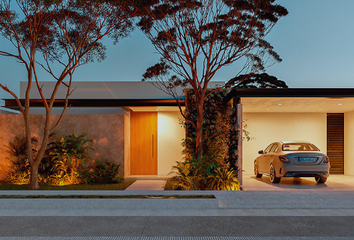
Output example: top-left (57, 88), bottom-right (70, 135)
top-left (125, 180), bottom-right (166, 191)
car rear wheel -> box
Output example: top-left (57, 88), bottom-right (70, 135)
top-left (254, 161), bottom-right (262, 178)
top-left (270, 164), bottom-right (281, 183)
top-left (315, 176), bottom-right (327, 184)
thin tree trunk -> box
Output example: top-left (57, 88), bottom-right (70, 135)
top-left (29, 161), bottom-right (39, 189)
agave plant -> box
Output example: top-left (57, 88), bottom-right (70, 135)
top-left (207, 166), bottom-right (241, 191)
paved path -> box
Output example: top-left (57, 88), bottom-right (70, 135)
top-left (125, 180), bottom-right (166, 191)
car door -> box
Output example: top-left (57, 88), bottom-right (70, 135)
top-left (258, 143), bottom-right (275, 173)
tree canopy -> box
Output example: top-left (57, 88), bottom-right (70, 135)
top-left (140, 0), bottom-right (288, 159)
top-left (227, 73), bottom-right (288, 89)
top-left (0, 0), bottom-right (133, 189)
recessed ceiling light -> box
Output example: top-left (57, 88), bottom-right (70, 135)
top-left (338, 103), bottom-right (343, 106)
top-left (278, 103), bottom-right (282, 106)
top-left (266, 109), bottom-right (270, 111)
top-left (319, 109), bottom-right (323, 111)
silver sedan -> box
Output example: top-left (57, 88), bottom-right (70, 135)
top-left (254, 141), bottom-right (330, 183)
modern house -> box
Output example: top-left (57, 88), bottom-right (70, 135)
top-left (1, 82), bottom-right (354, 182)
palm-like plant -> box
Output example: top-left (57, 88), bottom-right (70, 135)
top-left (208, 166), bottom-right (240, 191)
top-left (6, 136), bottom-right (38, 184)
top-left (170, 161), bottom-right (202, 190)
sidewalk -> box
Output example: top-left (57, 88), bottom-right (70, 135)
top-left (1, 190), bottom-right (354, 216)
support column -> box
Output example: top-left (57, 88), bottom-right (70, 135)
top-left (234, 97), bottom-right (243, 185)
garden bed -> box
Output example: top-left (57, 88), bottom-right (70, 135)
top-left (0, 180), bottom-right (135, 190)
top-left (0, 194), bottom-right (215, 199)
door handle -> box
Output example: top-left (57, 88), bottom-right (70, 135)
top-left (152, 134), bottom-right (154, 158)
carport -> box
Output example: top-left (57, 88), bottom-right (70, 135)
top-left (225, 88), bottom-right (354, 184)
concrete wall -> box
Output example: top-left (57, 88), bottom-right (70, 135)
top-left (242, 112), bottom-right (327, 174)
top-left (21, 81), bottom-right (224, 100)
top-left (344, 111), bottom-right (354, 176)
top-left (157, 111), bottom-right (185, 175)
top-left (0, 114), bottom-right (126, 181)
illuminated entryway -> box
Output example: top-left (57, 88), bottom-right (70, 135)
top-left (128, 107), bottom-right (185, 177)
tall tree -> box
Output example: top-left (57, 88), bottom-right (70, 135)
top-left (0, 0), bottom-right (133, 189)
top-left (140, 0), bottom-right (288, 159)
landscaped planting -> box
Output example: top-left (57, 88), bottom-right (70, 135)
top-left (5, 132), bottom-right (125, 187)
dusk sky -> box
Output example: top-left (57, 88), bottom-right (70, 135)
top-left (1, 0), bottom-right (354, 110)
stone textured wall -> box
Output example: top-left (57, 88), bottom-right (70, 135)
top-left (0, 114), bottom-right (126, 181)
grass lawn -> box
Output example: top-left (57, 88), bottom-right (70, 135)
top-left (0, 180), bottom-right (135, 190)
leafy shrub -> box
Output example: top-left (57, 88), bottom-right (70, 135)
top-left (6, 135), bottom-right (37, 184)
top-left (79, 159), bottom-right (124, 184)
top-left (207, 166), bottom-right (240, 190)
top-left (5, 132), bottom-right (124, 186)
top-left (45, 132), bottom-right (93, 185)
top-left (169, 161), bottom-right (202, 190)
top-left (170, 156), bottom-right (241, 191)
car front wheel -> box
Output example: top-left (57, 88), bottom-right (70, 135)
top-left (315, 176), bottom-right (327, 184)
top-left (254, 161), bottom-right (262, 178)
top-left (269, 164), bottom-right (281, 183)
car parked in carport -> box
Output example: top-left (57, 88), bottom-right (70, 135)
top-left (254, 141), bottom-right (330, 183)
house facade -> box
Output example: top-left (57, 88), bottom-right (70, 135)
top-left (1, 83), bottom-right (354, 182)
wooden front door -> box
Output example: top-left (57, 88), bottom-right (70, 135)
top-left (130, 112), bottom-right (157, 175)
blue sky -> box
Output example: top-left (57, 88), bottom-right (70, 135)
top-left (1, 0), bottom-right (354, 109)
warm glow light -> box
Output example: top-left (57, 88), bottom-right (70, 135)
top-left (338, 103), bottom-right (343, 105)
top-left (278, 103), bottom-right (282, 105)
top-left (319, 109), bottom-right (323, 111)
top-left (266, 109), bottom-right (270, 111)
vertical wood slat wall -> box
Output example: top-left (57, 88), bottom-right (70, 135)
top-left (327, 113), bottom-right (344, 174)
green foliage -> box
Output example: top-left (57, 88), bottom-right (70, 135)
top-left (170, 155), bottom-right (241, 191)
top-left (6, 136), bottom-right (38, 184)
top-left (44, 132), bottom-right (93, 185)
top-left (227, 73), bottom-right (289, 89)
top-left (169, 161), bottom-right (202, 190)
top-left (79, 159), bottom-right (124, 184)
top-left (207, 166), bottom-right (240, 191)
top-left (6, 132), bottom-right (124, 186)
top-left (183, 89), bottom-right (232, 163)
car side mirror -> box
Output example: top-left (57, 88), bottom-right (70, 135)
top-left (258, 150), bottom-right (264, 154)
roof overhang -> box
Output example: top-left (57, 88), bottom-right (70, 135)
top-left (225, 88), bottom-right (354, 102)
top-left (3, 98), bottom-right (185, 110)
top-left (226, 88), bottom-right (354, 113)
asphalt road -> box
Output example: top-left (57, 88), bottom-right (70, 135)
top-left (0, 216), bottom-right (354, 238)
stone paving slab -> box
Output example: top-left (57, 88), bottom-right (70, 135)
top-left (125, 180), bottom-right (167, 191)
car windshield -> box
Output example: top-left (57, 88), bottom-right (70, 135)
top-left (282, 143), bottom-right (320, 151)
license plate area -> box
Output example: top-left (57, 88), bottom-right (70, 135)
top-left (298, 157), bottom-right (317, 163)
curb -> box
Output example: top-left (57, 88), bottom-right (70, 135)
top-left (0, 198), bottom-right (219, 209)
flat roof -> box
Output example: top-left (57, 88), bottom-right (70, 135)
top-left (3, 99), bottom-right (185, 110)
top-left (225, 88), bottom-right (354, 102)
